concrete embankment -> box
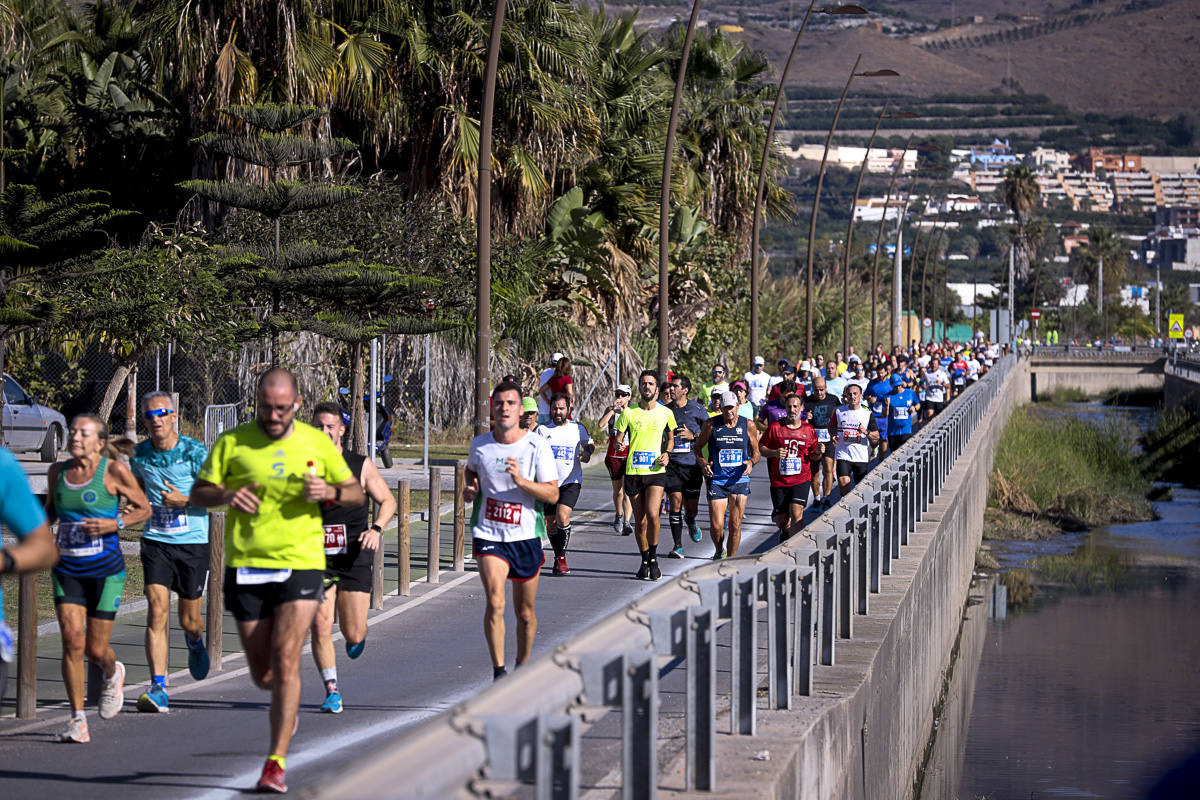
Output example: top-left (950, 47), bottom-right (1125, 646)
top-left (669, 361), bottom-right (1030, 800)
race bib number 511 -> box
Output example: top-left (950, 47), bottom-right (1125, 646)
top-left (485, 498), bottom-right (522, 526)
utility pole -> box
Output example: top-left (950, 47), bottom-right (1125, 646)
top-left (1156, 262), bottom-right (1162, 338)
top-left (891, 225), bottom-right (903, 350)
top-left (1008, 245), bottom-right (1015, 342)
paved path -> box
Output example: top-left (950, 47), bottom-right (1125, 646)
top-left (0, 462), bottom-right (845, 797)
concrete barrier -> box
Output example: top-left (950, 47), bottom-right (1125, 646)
top-left (674, 360), bottom-right (1029, 800)
top-left (1029, 355), bottom-right (1162, 400)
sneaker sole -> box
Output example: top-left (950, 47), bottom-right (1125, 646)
top-left (136, 695), bottom-right (168, 713)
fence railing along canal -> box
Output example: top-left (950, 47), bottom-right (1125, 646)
top-left (303, 355), bottom-right (1016, 800)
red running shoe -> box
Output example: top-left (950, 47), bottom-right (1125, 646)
top-left (553, 555), bottom-right (570, 575)
top-left (256, 758), bottom-right (287, 793)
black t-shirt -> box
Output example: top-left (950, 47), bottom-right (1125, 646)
top-left (804, 395), bottom-right (841, 444)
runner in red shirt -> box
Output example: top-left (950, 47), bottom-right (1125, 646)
top-left (758, 393), bottom-right (823, 543)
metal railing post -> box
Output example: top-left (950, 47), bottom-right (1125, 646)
top-left (867, 497), bottom-right (882, 592)
top-left (768, 567), bottom-right (793, 710)
top-left (536, 714), bottom-right (580, 800)
top-left (794, 568), bottom-right (814, 696)
top-left (686, 606), bottom-right (716, 791)
top-left (838, 528), bottom-right (853, 638)
top-left (206, 511), bottom-right (225, 671)
top-left (398, 479), bottom-right (411, 596)
top-left (622, 650), bottom-right (658, 800)
top-left (428, 466), bottom-right (442, 583)
top-left (856, 510), bottom-right (869, 615)
top-left (821, 542), bottom-right (837, 666)
top-left (731, 572), bottom-right (757, 735)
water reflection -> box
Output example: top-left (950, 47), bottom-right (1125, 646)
top-left (920, 488), bottom-right (1200, 800)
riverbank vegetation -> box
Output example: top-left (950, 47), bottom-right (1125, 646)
top-left (1137, 408), bottom-right (1200, 489)
top-left (986, 405), bottom-right (1153, 540)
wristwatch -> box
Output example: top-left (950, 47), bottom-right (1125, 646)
top-left (369, 524), bottom-right (383, 533)
top-left (334, 485), bottom-right (343, 503)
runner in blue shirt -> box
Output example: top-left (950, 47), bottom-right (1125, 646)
top-left (0, 447), bottom-right (58, 701)
top-left (865, 368), bottom-right (892, 460)
top-left (887, 384), bottom-right (921, 450)
top-left (665, 375), bottom-right (711, 556)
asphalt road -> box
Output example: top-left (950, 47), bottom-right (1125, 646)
top-left (0, 464), bottom-right (835, 797)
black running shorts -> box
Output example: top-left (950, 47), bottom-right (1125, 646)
top-left (623, 472), bottom-right (667, 498)
top-left (836, 459), bottom-right (871, 484)
top-left (141, 538), bottom-right (210, 600)
top-left (665, 461), bottom-right (703, 499)
top-left (224, 568), bottom-right (325, 622)
top-left (543, 481), bottom-right (582, 515)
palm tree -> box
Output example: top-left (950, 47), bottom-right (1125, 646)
top-left (1001, 164), bottom-right (1040, 282)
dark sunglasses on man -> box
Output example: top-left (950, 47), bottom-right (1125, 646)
top-left (144, 408), bottom-right (175, 420)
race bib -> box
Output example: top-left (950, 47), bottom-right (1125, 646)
top-left (57, 521), bottom-right (102, 558)
top-left (148, 504), bottom-right (189, 535)
top-left (893, 408), bottom-right (909, 420)
top-left (816, 429), bottom-right (831, 442)
top-left (841, 426), bottom-right (862, 440)
top-left (673, 434), bottom-right (692, 454)
top-left (236, 567), bottom-right (292, 585)
top-left (323, 523), bottom-right (348, 555)
top-left (485, 497), bottom-right (522, 526)
top-left (954, 377), bottom-right (965, 385)
top-left (631, 450), bottom-right (656, 469)
top-left (780, 457), bottom-right (804, 476)
top-left (718, 449), bottom-right (743, 468)
top-left (550, 444), bottom-right (574, 462)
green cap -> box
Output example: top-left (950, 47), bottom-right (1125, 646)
top-left (522, 396), bottom-right (538, 414)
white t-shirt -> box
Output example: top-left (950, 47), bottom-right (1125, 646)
top-left (468, 431), bottom-right (558, 543)
top-left (833, 405), bottom-right (874, 463)
top-left (536, 421), bottom-right (593, 486)
top-left (743, 370), bottom-right (772, 405)
top-left (768, 373), bottom-right (787, 389)
top-left (917, 354), bottom-right (932, 368)
top-left (924, 369), bottom-right (948, 403)
top-left (536, 367), bottom-right (555, 417)
top-left (968, 359), bottom-right (980, 379)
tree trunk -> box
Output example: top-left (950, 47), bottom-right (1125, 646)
top-left (349, 341), bottom-right (367, 455)
top-left (98, 362), bottom-right (133, 427)
top-left (0, 336), bottom-right (7, 448)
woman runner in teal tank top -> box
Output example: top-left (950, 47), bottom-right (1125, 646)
top-left (45, 414), bottom-right (151, 742)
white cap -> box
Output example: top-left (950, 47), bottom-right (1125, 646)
top-left (719, 390), bottom-right (739, 408)
top-left (800, 360), bottom-right (812, 371)
top-left (848, 353), bottom-right (861, 363)
top-left (615, 384), bottom-right (632, 394)
top-left (753, 355), bottom-right (765, 365)
top-left (551, 352), bottom-right (564, 364)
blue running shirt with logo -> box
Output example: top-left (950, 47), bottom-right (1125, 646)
top-left (131, 435), bottom-right (210, 545)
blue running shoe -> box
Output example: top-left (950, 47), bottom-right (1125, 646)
top-left (320, 692), bottom-right (343, 714)
top-left (689, 522), bottom-right (703, 543)
top-left (136, 684), bottom-right (169, 713)
top-left (668, 546), bottom-right (685, 559)
top-left (345, 639), bottom-right (366, 660)
top-left (187, 640), bottom-right (210, 681)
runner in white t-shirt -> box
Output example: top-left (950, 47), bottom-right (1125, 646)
top-left (536, 393), bottom-right (594, 576)
top-left (743, 356), bottom-right (772, 414)
top-left (464, 380), bottom-right (560, 681)
top-left (923, 365), bottom-right (949, 419)
top-left (830, 384), bottom-right (879, 493)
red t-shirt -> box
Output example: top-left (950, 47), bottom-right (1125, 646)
top-left (760, 420), bottom-right (823, 486)
top-left (547, 375), bottom-right (573, 396)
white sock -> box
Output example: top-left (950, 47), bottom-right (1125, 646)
top-left (321, 667), bottom-right (337, 683)
top-left (73, 710), bottom-right (86, 721)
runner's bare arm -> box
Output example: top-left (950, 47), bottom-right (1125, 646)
top-left (463, 468), bottom-right (480, 503)
top-left (692, 421), bottom-right (713, 474)
top-left (307, 475), bottom-right (364, 507)
top-left (191, 478), bottom-right (261, 515)
top-left (506, 458), bottom-right (558, 505)
top-left (106, 459), bottom-right (152, 528)
top-left (360, 458), bottom-right (397, 537)
top-left (1, 520), bottom-right (56, 572)
top-left (746, 424), bottom-right (761, 470)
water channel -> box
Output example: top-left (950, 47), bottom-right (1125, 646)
top-left (919, 405), bottom-right (1200, 800)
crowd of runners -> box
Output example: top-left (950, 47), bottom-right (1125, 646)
top-left (0, 339), bottom-right (1002, 793)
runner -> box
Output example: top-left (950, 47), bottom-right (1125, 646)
top-left (949, 352), bottom-right (969, 399)
top-left (462, 380), bottom-right (558, 681)
top-left (757, 378), bottom-right (799, 428)
top-left (520, 396), bottom-right (539, 431)
top-left (665, 375), bottom-right (708, 557)
top-left (758, 393), bottom-right (822, 543)
top-left (729, 380), bottom-right (755, 421)
top-left (598, 385), bottom-right (634, 536)
top-left (0, 447), bottom-right (57, 700)
top-left (923, 360), bottom-right (949, 419)
top-left (693, 391), bottom-right (760, 559)
top-left (46, 414), bottom-right (152, 743)
top-left (824, 362), bottom-right (848, 403)
top-left (803, 377), bottom-right (840, 510)
top-left (887, 379), bottom-right (920, 450)
top-left (830, 384), bottom-right (880, 494)
top-left (537, 393), bottom-right (595, 575)
top-left (539, 356), bottom-right (575, 416)
top-left (129, 392), bottom-right (211, 713)
top-left (742, 356), bottom-right (771, 416)
top-left (768, 358), bottom-right (791, 391)
top-left (308, 401), bottom-right (397, 714)
top-left (190, 368), bottom-right (364, 792)
top-left (698, 364), bottom-right (729, 405)
top-left (615, 370), bottom-right (675, 580)
top-left (865, 367), bottom-right (892, 461)
top-left (537, 353), bottom-right (563, 425)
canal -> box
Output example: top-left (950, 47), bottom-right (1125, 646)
top-left (919, 405), bottom-right (1200, 800)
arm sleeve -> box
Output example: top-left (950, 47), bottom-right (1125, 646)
top-left (190, 440), bottom-right (210, 475)
top-left (467, 441), bottom-right (481, 472)
top-left (0, 453), bottom-right (47, 538)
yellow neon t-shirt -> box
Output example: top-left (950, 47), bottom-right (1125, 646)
top-left (615, 403), bottom-right (674, 475)
top-left (198, 421), bottom-right (352, 570)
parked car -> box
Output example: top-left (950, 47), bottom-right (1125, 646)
top-left (3, 373), bottom-right (66, 462)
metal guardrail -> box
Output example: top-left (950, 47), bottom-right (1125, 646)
top-left (1029, 345), bottom-right (1166, 359)
top-left (1165, 355), bottom-right (1200, 384)
top-left (308, 356), bottom-right (1016, 800)
top-left (203, 403), bottom-right (241, 448)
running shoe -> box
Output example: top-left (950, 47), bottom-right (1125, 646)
top-left (621, 522), bottom-right (634, 537)
top-left (648, 560), bottom-right (661, 581)
top-left (345, 639), bottom-right (366, 659)
top-left (689, 521), bottom-right (703, 543)
top-left (58, 715), bottom-right (90, 743)
top-left (711, 551), bottom-right (725, 561)
top-left (188, 640), bottom-right (211, 681)
top-left (612, 513), bottom-right (622, 533)
top-left (635, 560), bottom-right (649, 580)
top-left (667, 547), bottom-right (684, 559)
top-left (98, 661), bottom-right (125, 719)
top-left (320, 692), bottom-right (343, 714)
top-left (553, 555), bottom-right (570, 575)
top-left (256, 758), bottom-right (287, 793)
top-left (136, 685), bottom-right (169, 713)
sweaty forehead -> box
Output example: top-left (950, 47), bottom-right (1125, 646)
top-left (259, 380), bottom-right (296, 404)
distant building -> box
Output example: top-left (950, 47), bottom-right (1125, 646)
top-left (967, 139), bottom-right (1019, 170)
top-left (1157, 173), bottom-right (1200, 206)
top-left (1063, 234), bottom-right (1090, 255)
top-left (1028, 147), bottom-right (1071, 172)
top-left (1156, 205), bottom-right (1200, 227)
top-left (1145, 226), bottom-right (1200, 271)
top-left (1110, 171), bottom-right (1158, 208)
top-left (852, 196), bottom-right (908, 222)
top-left (784, 143), bottom-right (916, 174)
top-left (1059, 280), bottom-right (1090, 307)
top-left (1141, 155), bottom-right (1200, 175)
top-left (1082, 146), bottom-right (1142, 173)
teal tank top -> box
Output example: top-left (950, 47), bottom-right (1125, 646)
top-left (54, 457), bottom-right (125, 578)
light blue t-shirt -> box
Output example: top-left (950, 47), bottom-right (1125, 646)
top-left (825, 376), bottom-right (849, 401)
top-left (0, 447), bottom-right (48, 627)
top-left (131, 436), bottom-right (210, 545)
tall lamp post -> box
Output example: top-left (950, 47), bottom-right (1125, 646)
top-left (803, 54), bottom-right (898, 356)
top-left (657, 0), bottom-right (703, 381)
top-left (474, 0), bottom-right (508, 434)
top-left (749, 2), bottom-right (867, 364)
top-left (842, 103), bottom-right (916, 357)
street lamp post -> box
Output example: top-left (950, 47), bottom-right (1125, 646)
top-left (658, 0), bottom-right (704, 381)
top-left (474, 0), bottom-right (508, 434)
top-left (803, 54), bottom-right (898, 356)
top-left (869, 133), bottom-right (913, 351)
top-left (750, 2), bottom-right (866, 364)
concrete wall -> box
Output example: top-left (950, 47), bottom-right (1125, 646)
top-left (675, 361), bottom-right (1030, 800)
top-left (1029, 357), bottom-right (1163, 400)
top-left (1165, 365), bottom-right (1200, 415)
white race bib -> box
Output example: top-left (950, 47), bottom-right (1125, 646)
top-left (954, 377), bottom-right (965, 385)
top-left (780, 457), bottom-right (804, 476)
top-left (148, 505), bottom-right (189, 535)
top-left (631, 450), bottom-right (656, 469)
top-left (57, 521), bottom-right (102, 558)
top-left (893, 408), bottom-right (909, 420)
top-left (323, 523), bottom-right (348, 555)
top-left (816, 429), bottom-right (831, 442)
top-left (718, 449), bottom-right (743, 468)
top-left (550, 444), bottom-right (574, 462)
top-left (235, 567), bottom-right (292, 584)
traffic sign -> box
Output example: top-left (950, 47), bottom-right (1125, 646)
top-left (922, 317), bottom-right (932, 328)
top-left (1187, 328), bottom-right (1195, 340)
top-left (1169, 314), bottom-right (1185, 339)
top-left (1030, 309), bottom-right (1042, 320)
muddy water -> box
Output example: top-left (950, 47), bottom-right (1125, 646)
top-left (920, 486), bottom-right (1200, 800)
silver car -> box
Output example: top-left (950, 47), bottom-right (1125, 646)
top-left (3, 373), bottom-right (66, 462)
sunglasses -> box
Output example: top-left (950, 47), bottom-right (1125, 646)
top-left (615, 391), bottom-right (630, 397)
top-left (144, 408), bottom-right (175, 419)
